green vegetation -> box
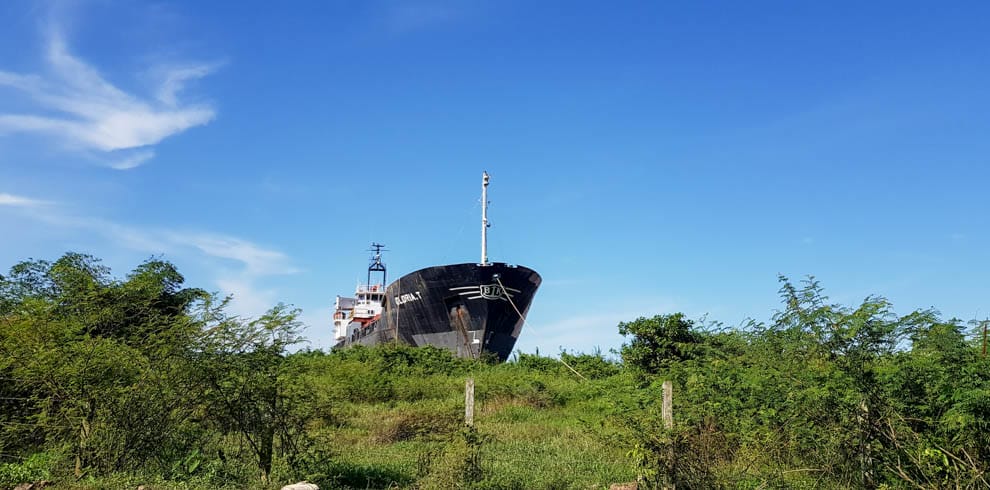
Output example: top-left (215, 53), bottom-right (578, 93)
top-left (1, 254), bottom-right (988, 489)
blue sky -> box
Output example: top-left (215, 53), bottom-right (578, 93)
top-left (1, 1), bottom-right (988, 354)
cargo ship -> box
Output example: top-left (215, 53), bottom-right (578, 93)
top-left (331, 172), bottom-right (541, 361)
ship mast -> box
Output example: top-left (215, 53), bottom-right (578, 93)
top-left (367, 242), bottom-right (387, 286)
top-left (481, 171), bottom-right (490, 266)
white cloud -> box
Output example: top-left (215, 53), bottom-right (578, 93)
top-left (160, 231), bottom-right (300, 319)
top-left (90, 228), bottom-right (297, 319)
top-left (0, 193), bottom-right (50, 208)
top-left (11, 201), bottom-right (297, 320)
top-left (167, 232), bottom-right (299, 276)
top-left (156, 64), bottom-right (219, 107)
top-left (108, 150), bottom-right (156, 170)
top-left (0, 30), bottom-right (216, 169)
top-left (216, 276), bottom-right (280, 320)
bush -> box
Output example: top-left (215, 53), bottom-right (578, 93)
top-left (559, 350), bottom-right (620, 380)
top-left (418, 427), bottom-right (489, 489)
top-left (0, 452), bottom-right (57, 486)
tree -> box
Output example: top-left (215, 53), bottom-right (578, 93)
top-left (194, 302), bottom-right (306, 483)
top-left (0, 253), bottom-right (209, 476)
top-left (618, 313), bottom-right (703, 377)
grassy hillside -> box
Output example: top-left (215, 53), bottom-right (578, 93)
top-left (281, 348), bottom-right (637, 489)
top-left (3, 254), bottom-right (989, 489)
top-left (1, 343), bottom-right (641, 489)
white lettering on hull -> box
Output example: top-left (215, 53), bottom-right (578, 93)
top-left (394, 291), bottom-right (422, 305)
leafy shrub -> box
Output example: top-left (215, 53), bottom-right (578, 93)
top-left (418, 426), bottom-right (490, 489)
top-left (559, 350), bottom-right (620, 380)
top-left (514, 352), bottom-right (562, 374)
top-left (0, 451), bottom-right (57, 486)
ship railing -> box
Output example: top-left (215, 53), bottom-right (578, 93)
top-left (348, 321), bottom-right (396, 344)
top-left (356, 284), bottom-right (384, 293)
top-left (352, 309), bottom-right (379, 318)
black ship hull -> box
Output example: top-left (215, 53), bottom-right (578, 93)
top-left (337, 262), bottom-right (541, 362)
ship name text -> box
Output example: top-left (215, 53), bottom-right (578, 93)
top-left (394, 291), bottom-right (422, 305)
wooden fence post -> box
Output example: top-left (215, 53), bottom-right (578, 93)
top-left (662, 380), bottom-right (674, 490)
top-left (662, 380), bottom-right (673, 430)
top-left (465, 378), bottom-right (475, 426)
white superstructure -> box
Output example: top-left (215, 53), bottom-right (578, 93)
top-left (333, 243), bottom-right (389, 343)
top-left (333, 284), bottom-right (386, 342)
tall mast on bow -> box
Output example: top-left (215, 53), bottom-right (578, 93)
top-left (481, 171), bottom-right (490, 266)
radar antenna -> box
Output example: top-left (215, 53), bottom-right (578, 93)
top-left (367, 242), bottom-right (387, 286)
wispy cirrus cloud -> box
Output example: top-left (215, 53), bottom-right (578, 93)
top-left (108, 150), bottom-right (156, 170)
top-left (0, 29), bottom-right (217, 169)
top-left (155, 64), bottom-right (219, 107)
top-left (6, 199), bottom-right (296, 319)
top-left (168, 232), bottom-right (300, 276)
top-left (0, 192), bottom-right (51, 208)
top-left (117, 228), bottom-right (298, 318)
